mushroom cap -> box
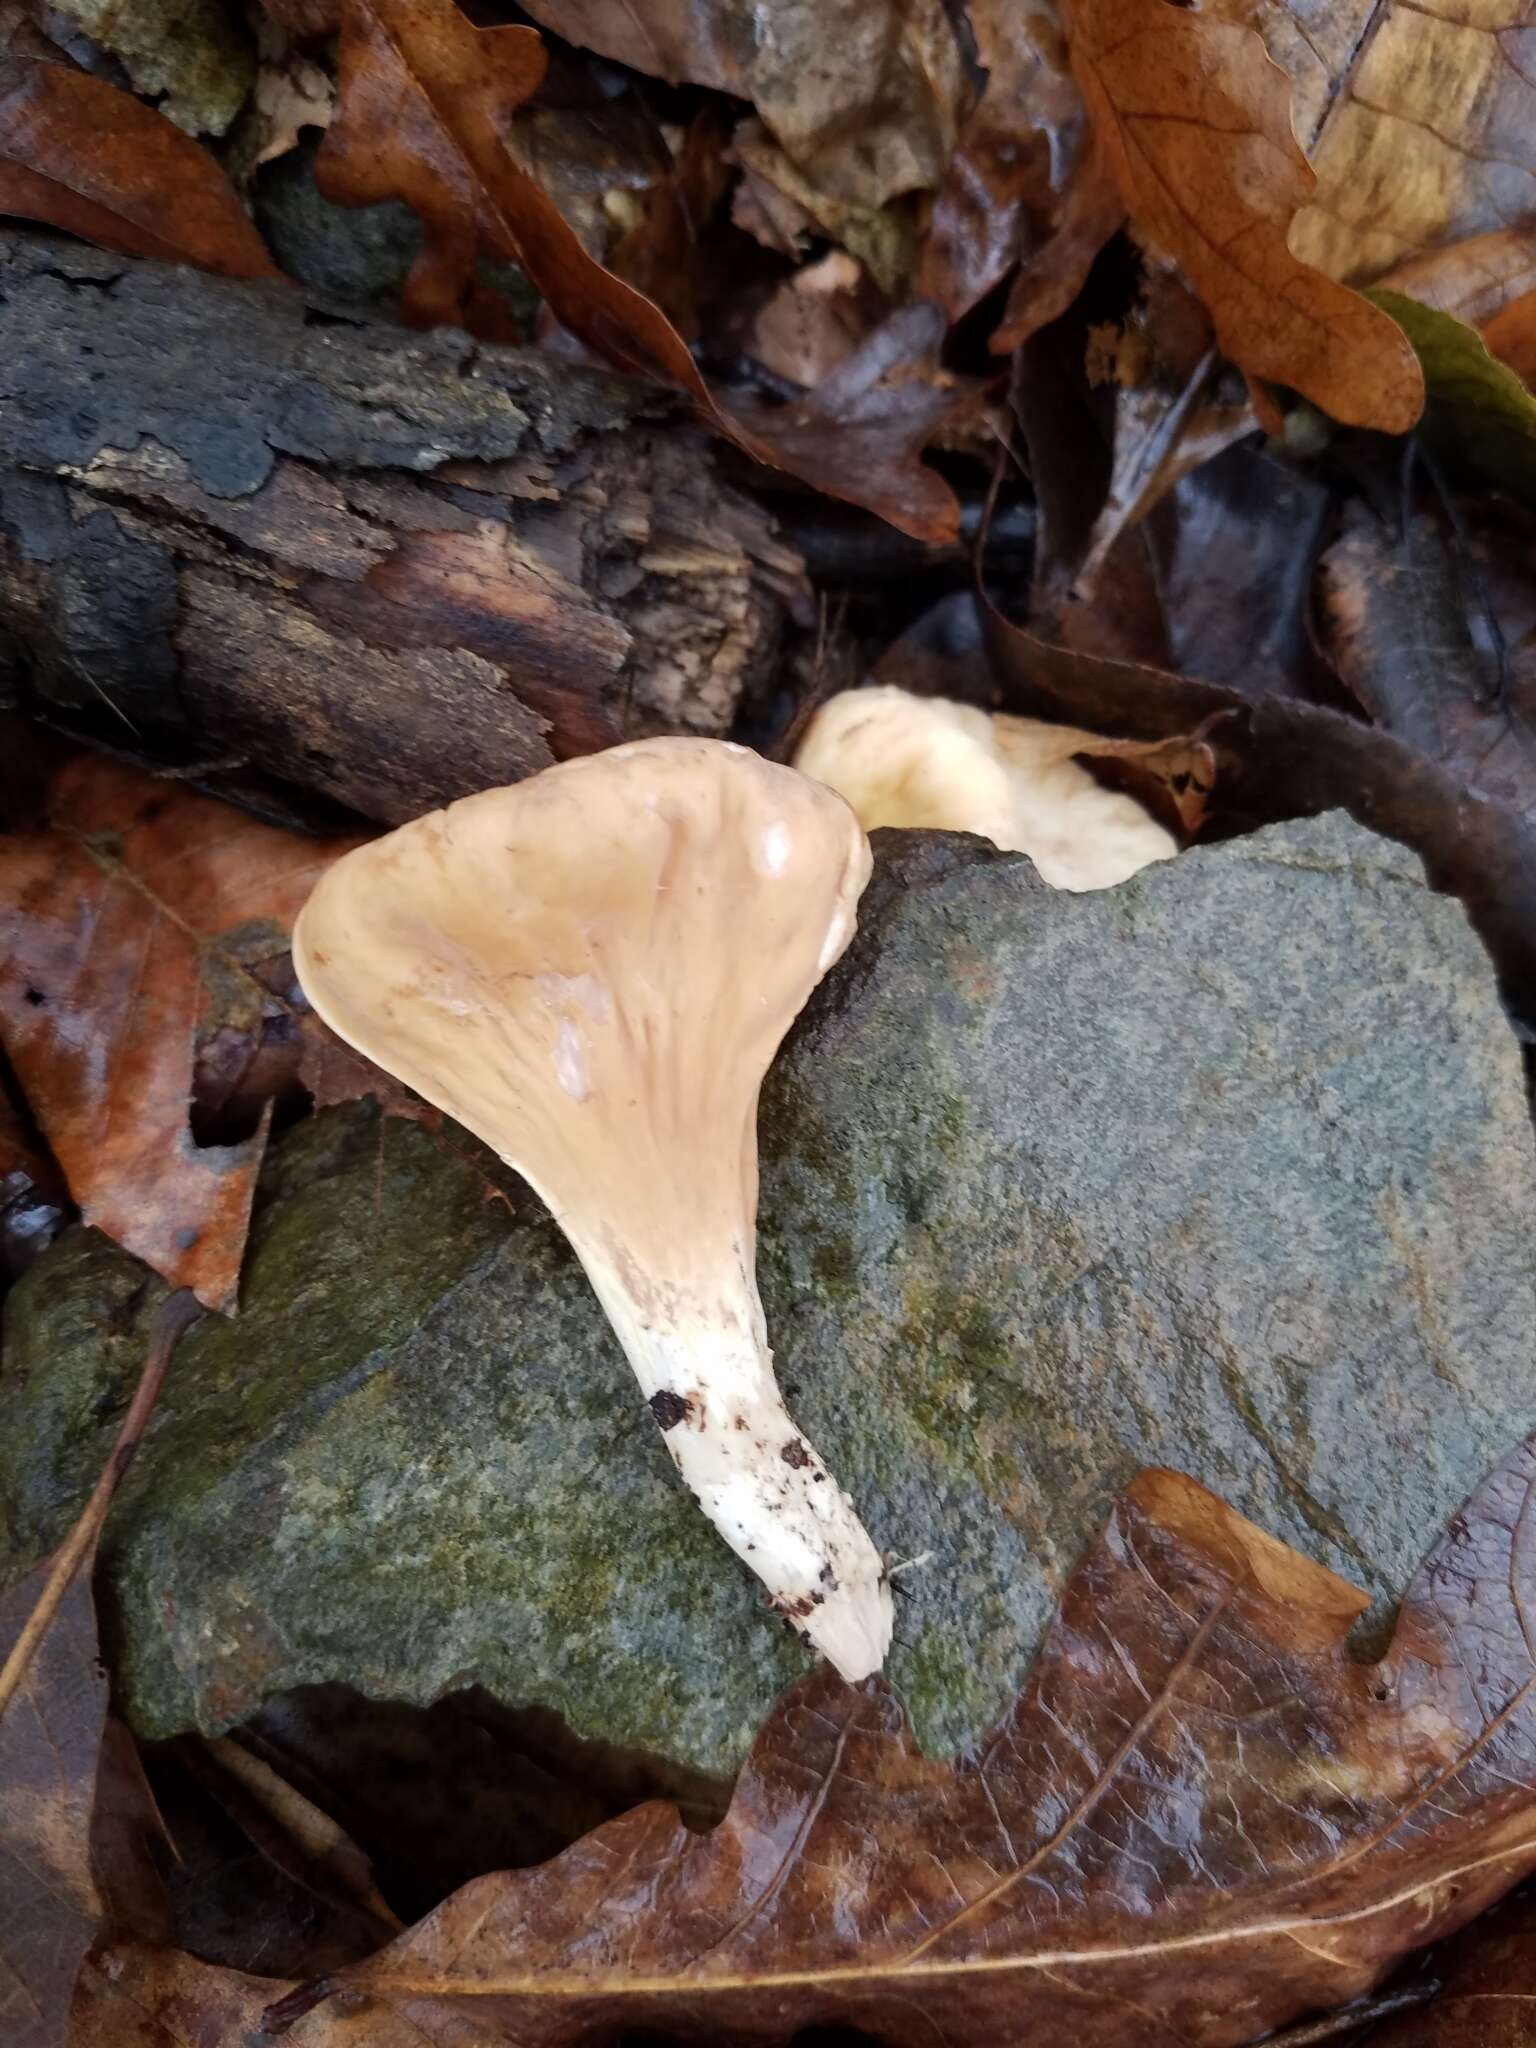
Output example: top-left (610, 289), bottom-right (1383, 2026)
top-left (293, 739), bottom-right (872, 1294)
top-left (794, 684), bottom-right (1177, 891)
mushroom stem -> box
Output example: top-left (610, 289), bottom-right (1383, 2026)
top-left (577, 1249), bottom-right (891, 1683)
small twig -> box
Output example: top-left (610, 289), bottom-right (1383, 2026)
top-left (0, 1286), bottom-right (203, 1721)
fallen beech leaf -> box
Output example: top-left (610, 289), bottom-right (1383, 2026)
top-left (0, 18), bottom-right (280, 278)
top-left (1284, 0), bottom-right (1536, 288)
top-left (0, 756), bottom-right (373, 1310)
top-left (921, 0), bottom-right (1094, 324)
top-left (270, 1448), bottom-right (1536, 2047)
top-left (1368, 290), bottom-right (1536, 507)
top-left (1066, 0), bottom-right (1424, 432)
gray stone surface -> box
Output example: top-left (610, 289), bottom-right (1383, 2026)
top-left (4, 813), bottom-right (1535, 1773)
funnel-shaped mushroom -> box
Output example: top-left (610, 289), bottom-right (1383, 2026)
top-left (293, 738), bottom-right (891, 1681)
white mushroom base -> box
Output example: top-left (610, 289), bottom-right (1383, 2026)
top-left (590, 1292), bottom-right (893, 1683)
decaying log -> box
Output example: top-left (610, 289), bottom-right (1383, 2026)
top-left (0, 231), bottom-right (805, 823)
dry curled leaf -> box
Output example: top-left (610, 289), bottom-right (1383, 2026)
top-left (1066, 0), bottom-right (1424, 432)
top-left (0, 756), bottom-right (376, 1310)
top-left (267, 1448), bottom-right (1536, 2047)
top-left (318, 0), bottom-right (730, 386)
top-left (0, 11), bottom-right (279, 278)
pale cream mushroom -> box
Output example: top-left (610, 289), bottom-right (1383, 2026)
top-left (794, 683), bottom-right (1178, 891)
top-left (293, 738), bottom-right (892, 1683)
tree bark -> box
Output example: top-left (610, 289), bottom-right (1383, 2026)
top-left (0, 231), bottom-right (805, 824)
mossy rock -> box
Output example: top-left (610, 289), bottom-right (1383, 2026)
top-left (5, 815), bottom-right (1535, 1774)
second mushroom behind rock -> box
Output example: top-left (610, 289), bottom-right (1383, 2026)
top-left (292, 738), bottom-right (893, 1682)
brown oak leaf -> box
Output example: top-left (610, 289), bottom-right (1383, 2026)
top-left (71, 1942), bottom-right (474, 2046)
top-left (1066, 0), bottom-right (1424, 432)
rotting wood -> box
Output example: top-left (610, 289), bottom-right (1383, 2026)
top-left (0, 231), bottom-right (806, 824)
